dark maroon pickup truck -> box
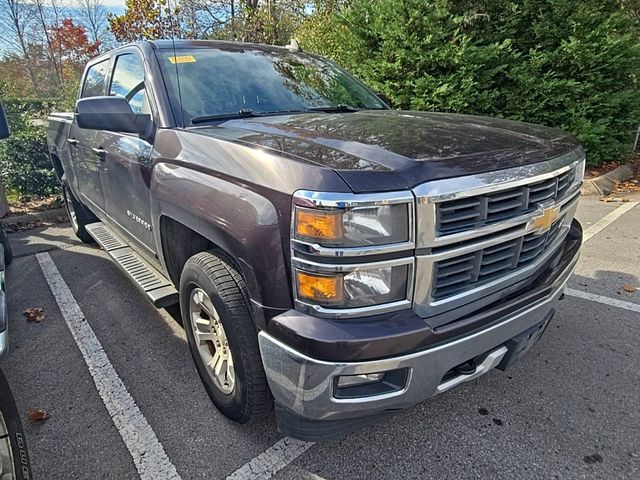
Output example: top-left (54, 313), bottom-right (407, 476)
top-left (47, 40), bottom-right (584, 440)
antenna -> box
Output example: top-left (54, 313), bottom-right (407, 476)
top-left (167, 0), bottom-right (185, 128)
top-left (171, 38), bottom-right (185, 128)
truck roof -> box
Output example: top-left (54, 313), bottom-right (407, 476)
top-left (150, 39), bottom-right (294, 52)
top-left (97, 39), bottom-right (296, 59)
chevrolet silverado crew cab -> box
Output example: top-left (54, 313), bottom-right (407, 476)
top-left (47, 40), bottom-right (584, 441)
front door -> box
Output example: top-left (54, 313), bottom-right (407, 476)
top-left (70, 58), bottom-right (111, 214)
top-left (98, 51), bottom-right (156, 253)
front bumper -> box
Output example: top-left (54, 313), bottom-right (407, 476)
top-left (259, 220), bottom-right (582, 440)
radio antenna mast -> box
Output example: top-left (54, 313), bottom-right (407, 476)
top-left (167, 0), bottom-right (185, 128)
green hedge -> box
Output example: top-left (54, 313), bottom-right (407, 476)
top-left (3, 98), bottom-right (62, 130)
top-left (297, 0), bottom-right (640, 165)
top-left (0, 98), bottom-right (62, 199)
top-left (0, 126), bottom-right (59, 199)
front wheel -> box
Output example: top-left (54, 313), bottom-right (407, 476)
top-left (62, 184), bottom-right (95, 244)
top-left (180, 250), bottom-right (272, 423)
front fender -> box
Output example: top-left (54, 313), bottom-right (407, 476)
top-left (150, 163), bottom-right (292, 317)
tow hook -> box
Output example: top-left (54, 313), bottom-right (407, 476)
top-left (453, 360), bottom-right (477, 375)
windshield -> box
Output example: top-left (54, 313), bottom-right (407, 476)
top-left (156, 47), bottom-right (386, 125)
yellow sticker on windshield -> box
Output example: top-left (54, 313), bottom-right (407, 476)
top-left (168, 55), bottom-right (196, 64)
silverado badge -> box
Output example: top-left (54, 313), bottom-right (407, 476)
top-left (528, 204), bottom-right (561, 235)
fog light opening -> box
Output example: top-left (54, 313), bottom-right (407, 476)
top-left (337, 372), bottom-right (385, 389)
top-left (334, 368), bottom-right (409, 400)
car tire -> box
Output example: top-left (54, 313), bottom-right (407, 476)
top-left (0, 370), bottom-right (32, 480)
top-left (180, 250), bottom-right (272, 423)
top-left (62, 184), bottom-right (95, 244)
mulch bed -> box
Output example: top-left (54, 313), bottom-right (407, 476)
top-left (6, 194), bottom-right (63, 217)
top-left (1, 194), bottom-right (67, 232)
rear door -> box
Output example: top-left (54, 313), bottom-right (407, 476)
top-left (98, 49), bottom-right (156, 253)
top-left (69, 58), bottom-right (110, 214)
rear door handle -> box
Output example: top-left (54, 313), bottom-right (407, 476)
top-left (92, 148), bottom-right (107, 161)
top-left (66, 138), bottom-right (78, 146)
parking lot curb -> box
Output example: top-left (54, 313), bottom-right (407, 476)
top-left (1, 207), bottom-right (68, 232)
top-left (581, 163), bottom-right (635, 196)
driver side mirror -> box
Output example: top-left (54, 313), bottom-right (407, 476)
top-left (0, 102), bottom-right (10, 139)
top-left (76, 96), bottom-right (150, 134)
top-left (376, 92), bottom-right (393, 108)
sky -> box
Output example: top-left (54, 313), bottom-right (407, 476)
top-left (0, 2), bottom-right (125, 55)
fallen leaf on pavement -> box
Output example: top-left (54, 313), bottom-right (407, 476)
top-left (24, 307), bottom-right (45, 323)
top-left (622, 284), bottom-right (638, 293)
top-left (27, 409), bottom-right (50, 424)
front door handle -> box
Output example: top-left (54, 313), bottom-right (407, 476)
top-left (92, 148), bottom-right (107, 161)
top-left (66, 138), bottom-right (78, 146)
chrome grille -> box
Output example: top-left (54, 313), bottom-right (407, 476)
top-left (436, 168), bottom-right (576, 235)
top-left (432, 218), bottom-right (564, 300)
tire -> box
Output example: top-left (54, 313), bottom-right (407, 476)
top-left (62, 184), bottom-right (95, 244)
top-left (0, 370), bottom-right (32, 480)
top-left (0, 226), bottom-right (12, 266)
top-left (180, 250), bottom-right (272, 423)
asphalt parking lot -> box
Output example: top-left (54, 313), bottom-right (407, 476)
top-left (1, 193), bottom-right (639, 480)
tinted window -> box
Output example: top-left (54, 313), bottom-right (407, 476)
top-left (81, 60), bottom-right (109, 98)
top-left (110, 54), bottom-right (149, 114)
top-left (156, 48), bottom-right (385, 123)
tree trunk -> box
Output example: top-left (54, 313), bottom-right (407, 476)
top-left (36, 2), bottom-right (63, 87)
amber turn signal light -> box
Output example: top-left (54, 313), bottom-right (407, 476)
top-left (295, 271), bottom-right (343, 304)
top-left (294, 208), bottom-right (343, 243)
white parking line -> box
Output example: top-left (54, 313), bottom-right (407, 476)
top-left (36, 252), bottom-right (182, 480)
top-left (225, 437), bottom-right (315, 480)
top-left (582, 201), bottom-right (638, 242)
top-left (565, 288), bottom-right (640, 313)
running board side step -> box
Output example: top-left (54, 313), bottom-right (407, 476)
top-left (85, 222), bottom-right (178, 308)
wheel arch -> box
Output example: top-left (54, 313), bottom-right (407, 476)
top-left (49, 152), bottom-right (65, 181)
top-left (151, 164), bottom-right (293, 329)
top-left (158, 213), bottom-right (279, 330)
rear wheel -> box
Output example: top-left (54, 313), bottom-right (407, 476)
top-left (62, 184), bottom-right (95, 244)
top-left (180, 250), bottom-right (272, 423)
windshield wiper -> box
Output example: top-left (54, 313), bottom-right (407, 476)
top-left (191, 109), bottom-right (260, 124)
top-left (306, 104), bottom-right (361, 113)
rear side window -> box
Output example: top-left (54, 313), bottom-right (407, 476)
top-left (109, 54), bottom-right (149, 114)
top-left (81, 59), bottom-right (109, 98)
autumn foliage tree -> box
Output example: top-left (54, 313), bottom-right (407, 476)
top-left (108, 0), bottom-right (182, 42)
top-left (50, 19), bottom-right (101, 71)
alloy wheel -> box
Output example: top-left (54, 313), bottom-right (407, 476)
top-left (188, 287), bottom-right (235, 394)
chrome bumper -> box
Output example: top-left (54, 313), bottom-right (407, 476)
top-left (259, 249), bottom-right (577, 426)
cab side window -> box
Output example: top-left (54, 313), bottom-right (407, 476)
top-left (110, 54), bottom-right (150, 114)
top-left (81, 59), bottom-right (109, 98)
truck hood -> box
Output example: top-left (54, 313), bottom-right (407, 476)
top-left (194, 110), bottom-right (581, 192)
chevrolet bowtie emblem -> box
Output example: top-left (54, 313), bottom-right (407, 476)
top-left (528, 205), bottom-right (561, 234)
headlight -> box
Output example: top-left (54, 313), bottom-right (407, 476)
top-left (291, 190), bottom-right (415, 317)
top-left (292, 191), bottom-right (413, 250)
top-left (294, 263), bottom-right (410, 309)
